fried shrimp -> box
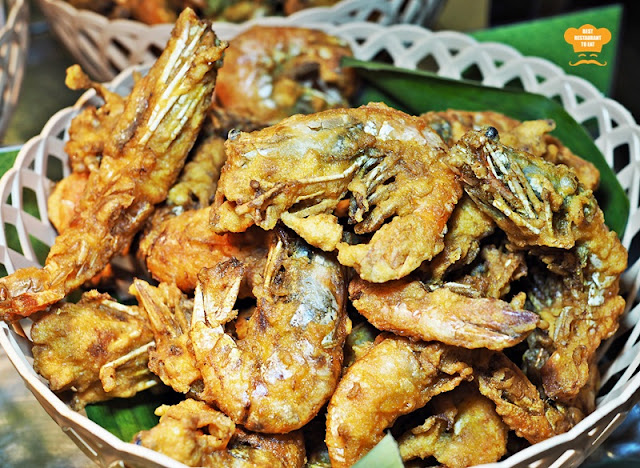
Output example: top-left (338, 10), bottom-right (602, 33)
top-left (212, 102), bottom-right (460, 283)
top-left (472, 349), bottom-right (584, 444)
top-left (138, 206), bottom-right (268, 294)
top-left (47, 171), bottom-right (89, 233)
top-left (166, 134), bottom-right (228, 212)
top-left (422, 110), bottom-right (600, 190)
top-left (189, 230), bottom-right (350, 433)
top-left (133, 399), bottom-right (306, 468)
top-left (449, 127), bottom-right (627, 399)
top-left (424, 194), bottom-right (495, 280)
top-left (349, 276), bottom-right (538, 350)
top-left (325, 336), bottom-right (473, 468)
top-left (212, 26), bottom-right (356, 131)
top-left (63, 64), bottom-right (126, 174)
top-left (31, 290), bottom-right (158, 409)
top-left (0, 9), bottom-right (227, 322)
top-left (130, 279), bottom-right (202, 395)
top-left (397, 383), bottom-right (509, 467)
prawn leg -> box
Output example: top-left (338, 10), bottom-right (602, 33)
top-left (130, 279), bottom-right (202, 395)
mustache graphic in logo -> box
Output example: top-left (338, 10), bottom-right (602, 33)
top-left (569, 59), bottom-right (608, 66)
top-left (570, 54), bottom-right (607, 66)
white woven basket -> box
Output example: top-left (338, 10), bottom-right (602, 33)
top-left (37, 0), bottom-right (445, 81)
top-left (1, 21), bottom-right (640, 468)
top-left (0, 0), bottom-right (28, 140)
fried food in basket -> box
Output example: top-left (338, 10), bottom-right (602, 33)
top-left (0, 11), bottom-right (628, 466)
top-left (211, 26), bottom-right (356, 132)
top-left (212, 102), bottom-right (460, 283)
top-left (397, 383), bottom-right (509, 467)
top-left (31, 290), bottom-right (158, 409)
top-left (0, 9), bottom-right (227, 322)
top-left (136, 229), bottom-right (350, 433)
top-left (326, 336), bottom-right (474, 468)
top-left (422, 110), bottom-right (600, 190)
top-left (133, 398), bottom-right (306, 467)
top-left (349, 275), bottom-right (537, 351)
top-left (449, 127), bottom-right (627, 400)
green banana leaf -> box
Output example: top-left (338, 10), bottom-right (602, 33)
top-left (84, 391), bottom-right (175, 443)
top-left (343, 56), bottom-right (629, 237)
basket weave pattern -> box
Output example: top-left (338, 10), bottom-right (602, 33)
top-left (1, 22), bottom-right (640, 468)
top-left (0, 0), bottom-right (28, 139)
top-left (37, 0), bottom-right (444, 81)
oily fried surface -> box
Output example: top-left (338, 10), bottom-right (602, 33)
top-left (0, 9), bottom-right (227, 322)
top-left (134, 398), bottom-right (306, 468)
top-left (450, 128), bottom-right (627, 400)
top-left (134, 399), bottom-right (236, 466)
top-left (422, 109), bottom-right (599, 190)
top-left (472, 349), bottom-right (585, 444)
top-left (213, 102), bottom-right (460, 283)
top-left (64, 65), bottom-right (126, 174)
top-left (397, 383), bottom-right (509, 467)
top-left (213, 26), bottom-right (355, 130)
top-left (31, 290), bottom-right (157, 409)
top-left (425, 194), bottom-right (495, 280)
top-left (138, 206), bottom-right (268, 293)
top-left (456, 244), bottom-right (528, 299)
top-left (190, 231), bottom-right (350, 433)
top-left (47, 171), bottom-right (89, 233)
top-left (130, 280), bottom-right (201, 395)
top-left (349, 277), bottom-right (538, 351)
top-left (166, 134), bottom-right (228, 211)
top-left (326, 336), bottom-right (473, 468)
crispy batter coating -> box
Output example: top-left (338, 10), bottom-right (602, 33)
top-left (138, 206), bottom-right (268, 293)
top-left (456, 244), bottom-right (528, 299)
top-left (473, 349), bottom-right (584, 444)
top-left (422, 110), bottom-right (599, 190)
top-left (64, 65), bottom-right (127, 174)
top-left (325, 336), bottom-right (473, 468)
top-left (31, 290), bottom-right (157, 409)
top-left (450, 128), bottom-right (627, 399)
top-left (130, 280), bottom-right (201, 395)
top-left (349, 277), bottom-right (538, 350)
top-left (166, 134), bottom-right (228, 211)
top-left (397, 384), bottom-right (509, 467)
top-left (213, 102), bottom-right (460, 283)
top-left (133, 399), bottom-right (307, 467)
top-left (425, 194), bottom-right (495, 280)
top-left (212, 26), bottom-right (356, 130)
top-left (47, 171), bottom-right (89, 233)
top-left (0, 9), bottom-right (227, 322)
top-left (190, 231), bottom-right (350, 433)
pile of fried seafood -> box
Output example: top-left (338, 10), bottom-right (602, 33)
top-left (66, 0), bottom-right (341, 24)
top-left (0, 9), bottom-right (628, 468)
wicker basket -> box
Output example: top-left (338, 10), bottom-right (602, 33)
top-left (37, 0), bottom-right (446, 81)
top-left (1, 20), bottom-right (640, 468)
top-left (0, 0), bottom-right (28, 140)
